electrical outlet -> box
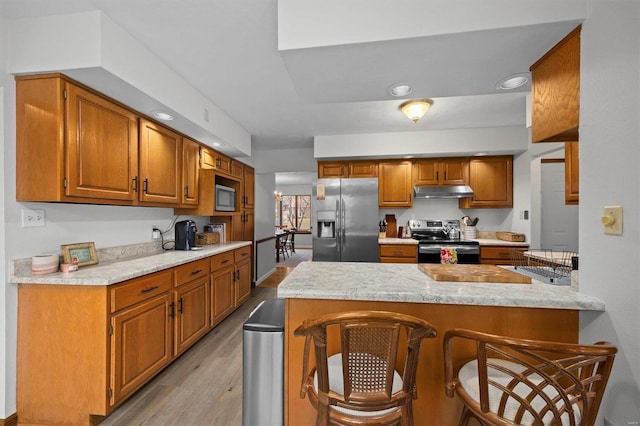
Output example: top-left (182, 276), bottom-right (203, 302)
top-left (21, 209), bottom-right (45, 227)
top-left (152, 227), bottom-right (162, 240)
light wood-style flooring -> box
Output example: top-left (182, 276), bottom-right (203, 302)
top-left (100, 278), bottom-right (284, 425)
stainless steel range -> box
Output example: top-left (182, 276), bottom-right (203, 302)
top-left (408, 219), bottom-right (480, 264)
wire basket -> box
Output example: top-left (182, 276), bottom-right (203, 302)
top-left (510, 249), bottom-right (578, 283)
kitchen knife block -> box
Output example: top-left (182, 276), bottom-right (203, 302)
top-left (385, 214), bottom-right (397, 238)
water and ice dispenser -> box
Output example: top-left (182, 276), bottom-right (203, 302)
top-left (317, 211), bottom-right (335, 238)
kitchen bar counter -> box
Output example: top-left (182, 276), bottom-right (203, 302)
top-left (280, 261), bottom-right (604, 425)
top-left (10, 241), bottom-right (251, 286)
top-left (277, 261), bottom-right (603, 310)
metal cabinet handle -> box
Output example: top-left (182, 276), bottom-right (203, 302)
top-left (169, 302), bottom-right (175, 319)
top-left (132, 176), bottom-right (138, 192)
top-left (235, 270), bottom-right (240, 281)
top-left (143, 178), bottom-right (149, 193)
top-left (140, 286), bottom-right (158, 294)
top-left (178, 297), bottom-right (183, 314)
top-left (191, 269), bottom-right (202, 275)
top-left (221, 259), bottom-right (230, 264)
top-left (184, 185), bottom-right (189, 198)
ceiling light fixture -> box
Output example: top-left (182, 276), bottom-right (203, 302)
top-left (151, 110), bottom-right (175, 121)
top-left (399, 99), bottom-right (433, 123)
top-left (388, 83), bottom-right (413, 97)
top-left (496, 73), bottom-right (530, 90)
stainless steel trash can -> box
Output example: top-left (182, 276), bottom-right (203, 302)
top-left (242, 298), bottom-right (285, 426)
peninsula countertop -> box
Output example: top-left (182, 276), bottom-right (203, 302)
top-left (276, 261), bottom-right (604, 311)
top-left (10, 241), bottom-right (251, 286)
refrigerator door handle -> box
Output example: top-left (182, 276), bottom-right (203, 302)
top-left (335, 198), bottom-right (341, 255)
top-left (341, 197), bottom-right (346, 254)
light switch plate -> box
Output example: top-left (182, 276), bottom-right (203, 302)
top-left (602, 206), bottom-right (622, 235)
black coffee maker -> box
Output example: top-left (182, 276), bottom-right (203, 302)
top-left (175, 220), bottom-right (197, 250)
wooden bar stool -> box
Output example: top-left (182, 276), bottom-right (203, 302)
top-left (294, 311), bottom-right (437, 426)
top-left (443, 328), bottom-right (617, 426)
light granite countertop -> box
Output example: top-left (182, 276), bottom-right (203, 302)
top-left (378, 238), bottom-right (418, 245)
top-left (276, 262), bottom-right (604, 311)
top-left (10, 242), bottom-right (251, 286)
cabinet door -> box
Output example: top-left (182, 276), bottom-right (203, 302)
top-left (378, 160), bottom-right (413, 207)
top-left (318, 162), bottom-right (347, 178)
top-left (215, 153), bottom-right (232, 176)
top-left (565, 142), bottom-right (579, 205)
top-left (530, 26), bottom-right (580, 142)
top-left (139, 119), bottom-right (182, 204)
top-left (181, 138), bottom-right (200, 206)
top-left (111, 293), bottom-right (173, 405)
top-left (413, 159), bottom-right (439, 185)
top-left (200, 147), bottom-right (216, 169)
top-left (460, 156), bottom-right (513, 208)
top-left (231, 160), bottom-right (244, 180)
top-left (211, 265), bottom-right (235, 326)
top-left (242, 210), bottom-right (255, 242)
top-left (174, 276), bottom-right (210, 355)
top-left (440, 158), bottom-right (468, 185)
top-left (243, 166), bottom-right (255, 209)
top-left (348, 161), bottom-right (378, 178)
top-left (65, 83), bottom-right (138, 201)
top-left (235, 259), bottom-right (252, 306)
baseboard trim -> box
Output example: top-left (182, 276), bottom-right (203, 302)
top-left (1, 412), bottom-right (17, 426)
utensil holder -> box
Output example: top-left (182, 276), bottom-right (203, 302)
top-left (463, 226), bottom-right (477, 240)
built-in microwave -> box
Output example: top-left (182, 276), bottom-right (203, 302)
top-left (215, 184), bottom-right (236, 212)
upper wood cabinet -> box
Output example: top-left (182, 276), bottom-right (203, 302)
top-left (201, 147), bottom-right (239, 179)
top-left (378, 160), bottom-right (413, 208)
top-left (138, 119), bottom-right (182, 204)
top-left (181, 138), bottom-right (200, 206)
top-left (530, 26), bottom-right (581, 143)
top-left (459, 156), bottom-right (513, 208)
top-left (318, 160), bottom-right (378, 178)
top-left (16, 75), bottom-right (140, 203)
top-left (242, 166), bottom-right (255, 209)
top-left (565, 141), bottom-right (579, 205)
top-left (413, 158), bottom-right (468, 186)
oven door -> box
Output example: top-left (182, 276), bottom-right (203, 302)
top-left (418, 244), bottom-right (480, 264)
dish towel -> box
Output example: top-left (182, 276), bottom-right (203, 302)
top-left (440, 247), bottom-right (458, 264)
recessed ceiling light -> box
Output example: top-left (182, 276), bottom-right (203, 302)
top-left (496, 73), bottom-right (530, 90)
top-left (212, 142), bottom-right (222, 147)
top-left (388, 83), bottom-right (413, 97)
top-left (150, 110), bottom-right (175, 121)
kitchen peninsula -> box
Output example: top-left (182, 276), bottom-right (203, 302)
top-left (277, 262), bottom-right (605, 425)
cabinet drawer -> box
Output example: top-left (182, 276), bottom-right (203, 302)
top-left (211, 251), bottom-right (234, 270)
top-left (379, 257), bottom-right (417, 264)
top-left (174, 258), bottom-right (210, 287)
top-left (379, 245), bottom-right (418, 259)
top-left (481, 246), bottom-right (525, 259)
top-left (111, 270), bottom-right (173, 313)
top-left (234, 245), bottom-right (252, 263)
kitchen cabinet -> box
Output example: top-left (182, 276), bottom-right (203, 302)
top-left (413, 158), bottom-right (468, 186)
top-left (16, 74), bottom-right (139, 203)
top-left (480, 245), bottom-right (528, 265)
top-left (378, 160), bottom-right (413, 208)
top-left (138, 118), bottom-right (182, 205)
top-left (173, 259), bottom-right (210, 355)
top-left (378, 244), bottom-right (418, 263)
top-left (318, 160), bottom-right (378, 178)
top-left (201, 147), bottom-right (237, 179)
top-left (530, 26), bottom-right (581, 143)
top-left (242, 166), bottom-right (255, 209)
top-left (235, 245), bottom-right (253, 306)
top-left (17, 247), bottom-right (252, 425)
top-left (211, 251), bottom-right (236, 326)
top-left (459, 156), bottom-right (513, 208)
top-left (181, 138), bottom-right (200, 206)
top-left (565, 141), bottom-right (579, 205)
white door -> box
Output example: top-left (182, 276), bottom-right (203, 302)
top-left (541, 161), bottom-right (579, 252)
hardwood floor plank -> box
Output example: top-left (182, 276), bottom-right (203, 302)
top-left (100, 286), bottom-right (277, 425)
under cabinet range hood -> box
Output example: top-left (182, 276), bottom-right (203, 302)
top-left (413, 185), bottom-right (474, 199)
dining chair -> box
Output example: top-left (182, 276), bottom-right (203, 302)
top-left (275, 231), bottom-right (288, 261)
top-left (284, 229), bottom-right (295, 257)
top-left (443, 328), bottom-right (617, 426)
top-left (294, 311), bottom-right (437, 426)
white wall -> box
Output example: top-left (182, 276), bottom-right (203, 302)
top-left (254, 173), bottom-right (277, 284)
top-left (579, 1), bottom-right (640, 423)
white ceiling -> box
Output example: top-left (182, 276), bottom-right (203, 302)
top-left (1, 0), bottom-right (583, 156)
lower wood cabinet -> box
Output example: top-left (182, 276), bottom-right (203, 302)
top-left (17, 246), bottom-right (252, 425)
top-left (480, 245), bottom-right (528, 265)
top-left (379, 244), bottom-right (418, 263)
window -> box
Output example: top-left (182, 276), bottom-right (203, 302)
top-left (275, 195), bottom-right (311, 231)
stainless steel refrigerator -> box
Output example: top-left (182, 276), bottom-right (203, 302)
top-left (312, 178), bottom-right (379, 262)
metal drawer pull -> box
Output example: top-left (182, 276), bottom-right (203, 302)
top-left (221, 259), bottom-right (230, 264)
top-left (140, 286), bottom-right (158, 294)
top-left (178, 298), bottom-right (183, 314)
top-left (191, 269), bottom-right (203, 275)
